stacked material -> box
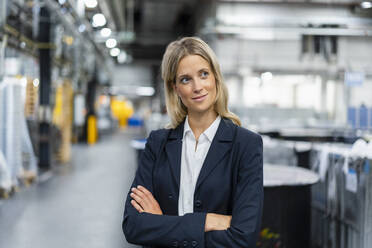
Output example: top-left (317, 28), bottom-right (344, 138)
top-left (24, 78), bottom-right (39, 118)
top-left (310, 141), bottom-right (372, 248)
top-left (4, 78), bottom-right (23, 188)
top-left (0, 77), bottom-right (38, 195)
top-left (21, 115), bottom-right (38, 185)
top-left (263, 137), bottom-right (372, 248)
top-left (0, 82), bottom-right (12, 196)
top-left (52, 80), bottom-right (73, 163)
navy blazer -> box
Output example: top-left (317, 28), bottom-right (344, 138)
top-left (122, 118), bottom-right (263, 248)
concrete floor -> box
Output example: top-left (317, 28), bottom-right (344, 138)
top-left (0, 131), bottom-right (140, 248)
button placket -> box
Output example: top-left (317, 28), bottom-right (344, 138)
top-left (192, 240), bottom-right (198, 247)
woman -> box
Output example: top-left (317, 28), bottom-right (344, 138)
top-left (122, 37), bottom-right (263, 248)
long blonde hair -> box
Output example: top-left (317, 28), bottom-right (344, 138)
top-left (161, 37), bottom-right (241, 128)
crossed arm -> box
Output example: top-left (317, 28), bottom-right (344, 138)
top-left (130, 185), bottom-right (232, 232)
top-left (122, 130), bottom-right (263, 247)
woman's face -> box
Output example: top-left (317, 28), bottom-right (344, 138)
top-left (174, 55), bottom-right (217, 116)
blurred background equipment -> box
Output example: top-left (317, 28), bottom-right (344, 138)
top-left (1, 1), bottom-right (372, 248)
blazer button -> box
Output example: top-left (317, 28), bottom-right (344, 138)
top-left (192, 240), bottom-right (198, 247)
top-left (195, 200), bottom-right (202, 208)
top-left (183, 240), bottom-right (188, 247)
top-left (172, 241), bottom-right (179, 247)
top-left (168, 193), bottom-right (173, 199)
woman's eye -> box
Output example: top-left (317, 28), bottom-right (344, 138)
top-left (180, 77), bottom-right (190, 84)
top-left (201, 71), bottom-right (209, 78)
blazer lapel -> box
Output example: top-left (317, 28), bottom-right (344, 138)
top-left (195, 118), bottom-right (235, 192)
top-left (165, 121), bottom-right (184, 190)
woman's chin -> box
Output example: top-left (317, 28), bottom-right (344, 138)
top-left (188, 105), bottom-right (215, 115)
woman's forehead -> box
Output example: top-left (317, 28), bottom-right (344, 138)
top-left (176, 55), bottom-right (211, 76)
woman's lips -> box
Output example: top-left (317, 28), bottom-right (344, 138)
top-left (192, 93), bottom-right (208, 102)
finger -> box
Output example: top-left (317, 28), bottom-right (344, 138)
top-left (130, 192), bottom-right (145, 207)
top-left (133, 187), bottom-right (154, 207)
top-left (137, 185), bottom-right (154, 198)
top-left (132, 187), bottom-right (147, 199)
top-left (131, 189), bottom-right (151, 208)
top-left (137, 186), bottom-right (157, 205)
top-left (131, 200), bottom-right (144, 213)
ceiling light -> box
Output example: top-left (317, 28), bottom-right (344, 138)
top-left (110, 48), bottom-right (120, 57)
top-left (33, 78), bottom-right (40, 87)
top-left (261, 72), bottom-right (273, 81)
top-left (100, 28), bottom-right (112, 37)
top-left (92, 13), bottom-right (106, 27)
top-left (78, 24), bottom-right (86, 33)
top-left (84, 0), bottom-right (98, 8)
top-left (361, 2), bottom-right (372, 8)
top-left (117, 51), bottom-right (127, 64)
top-left (106, 38), bottom-right (117, 48)
top-left (58, 0), bottom-right (66, 5)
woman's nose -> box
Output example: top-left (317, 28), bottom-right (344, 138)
top-left (193, 78), bottom-right (203, 93)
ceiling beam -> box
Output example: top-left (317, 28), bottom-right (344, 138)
top-left (113, 0), bottom-right (126, 30)
top-left (98, 0), bottom-right (117, 31)
top-left (218, 0), bottom-right (363, 6)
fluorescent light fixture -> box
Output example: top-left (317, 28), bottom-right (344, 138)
top-left (117, 51), bottom-right (127, 63)
top-left (33, 78), bottom-right (40, 87)
top-left (92, 13), bottom-right (106, 27)
top-left (261, 72), bottom-right (273, 81)
top-left (84, 0), bottom-right (98, 8)
top-left (361, 2), bottom-right (372, 8)
top-left (136, 87), bottom-right (155, 96)
top-left (110, 48), bottom-right (120, 57)
top-left (105, 38), bottom-right (117, 48)
top-left (100, 28), bottom-right (112, 37)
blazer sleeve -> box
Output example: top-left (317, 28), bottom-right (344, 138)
top-left (122, 130), bottom-right (207, 247)
top-left (205, 134), bottom-right (264, 248)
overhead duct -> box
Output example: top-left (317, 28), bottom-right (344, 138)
top-left (205, 26), bottom-right (372, 40)
top-left (208, 2), bottom-right (372, 39)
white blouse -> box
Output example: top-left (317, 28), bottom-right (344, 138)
top-left (178, 115), bottom-right (221, 216)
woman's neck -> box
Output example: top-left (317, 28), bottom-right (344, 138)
top-left (187, 109), bottom-right (218, 140)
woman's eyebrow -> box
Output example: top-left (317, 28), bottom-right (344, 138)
top-left (177, 73), bottom-right (189, 79)
top-left (198, 68), bottom-right (209, 73)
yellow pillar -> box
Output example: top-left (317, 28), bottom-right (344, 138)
top-left (87, 115), bottom-right (97, 145)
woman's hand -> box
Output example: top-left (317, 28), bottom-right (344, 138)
top-left (130, 185), bottom-right (163, 215)
top-left (205, 213), bottom-right (232, 232)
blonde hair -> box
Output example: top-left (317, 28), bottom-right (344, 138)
top-left (161, 37), bottom-right (241, 128)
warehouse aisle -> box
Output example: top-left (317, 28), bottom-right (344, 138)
top-left (0, 131), bottom-right (140, 248)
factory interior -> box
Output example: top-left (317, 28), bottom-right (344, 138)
top-left (1, 0), bottom-right (372, 248)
